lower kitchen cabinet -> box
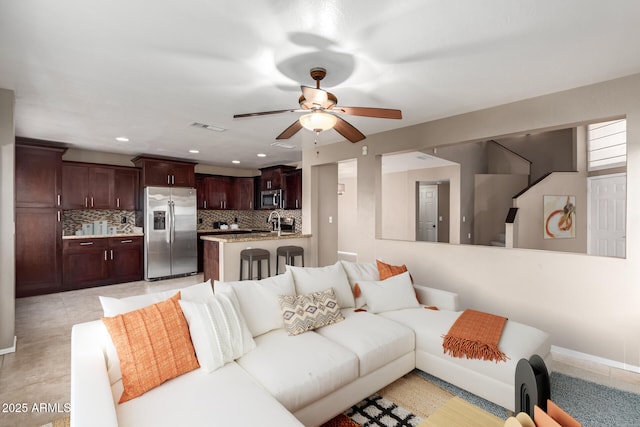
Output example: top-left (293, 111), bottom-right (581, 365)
top-left (63, 236), bottom-right (143, 290)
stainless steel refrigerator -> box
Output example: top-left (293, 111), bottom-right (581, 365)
top-left (143, 186), bottom-right (197, 280)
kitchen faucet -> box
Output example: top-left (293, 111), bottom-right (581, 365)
top-left (267, 210), bottom-right (281, 236)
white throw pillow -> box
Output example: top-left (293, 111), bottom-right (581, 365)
top-left (286, 261), bottom-right (355, 308)
top-left (356, 272), bottom-right (420, 313)
top-left (214, 270), bottom-right (296, 337)
top-left (99, 280), bottom-right (214, 317)
top-left (179, 292), bottom-right (256, 373)
top-left (340, 260), bottom-right (380, 308)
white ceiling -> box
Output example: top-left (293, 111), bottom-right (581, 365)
top-left (2, 1), bottom-right (640, 169)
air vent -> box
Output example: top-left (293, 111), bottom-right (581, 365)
top-left (270, 141), bottom-right (296, 149)
top-left (190, 122), bottom-right (226, 132)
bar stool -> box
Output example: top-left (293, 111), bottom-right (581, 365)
top-left (239, 248), bottom-right (271, 280)
top-left (276, 245), bottom-right (305, 274)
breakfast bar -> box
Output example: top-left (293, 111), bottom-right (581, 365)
top-left (201, 232), bottom-right (312, 282)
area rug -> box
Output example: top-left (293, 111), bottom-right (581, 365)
top-left (321, 371), bottom-right (461, 427)
top-left (39, 417), bottom-right (70, 427)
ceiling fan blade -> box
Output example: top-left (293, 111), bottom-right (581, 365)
top-left (333, 116), bottom-right (366, 143)
top-left (276, 120), bottom-right (303, 140)
top-left (301, 86), bottom-right (329, 108)
top-left (336, 106), bottom-right (402, 119)
top-left (233, 109), bottom-right (293, 118)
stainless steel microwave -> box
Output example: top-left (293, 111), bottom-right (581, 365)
top-left (260, 189), bottom-right (283, 209)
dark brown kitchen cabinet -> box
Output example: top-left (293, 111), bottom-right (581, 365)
top-left (132, 156), bottom-right (196, 188)
top-left (62, 162), bottom-right (138, 210)
top-left (113, 167), bottom-right (139, 210)
top-left (259, 165), bottom-right (295, 191)
top-left (15, 208), bottom-right (63, 297)
top-left (107, 236), bottom-right (144, 283)
top-left (15, 141), bottom-right (64, 208)
top-left (63, 238), bottom-right (110, 289)
top-left (62, 163), bottom-right (114, 209)
top-left (283, 169), bottom-right (302, 209)
top-left (62, 236), bottom-right (143, 290)
top-left (208, 176), bottom-right (233, 209)
top-left (15, 140), bottom-right (65, 297)
top-left (234, 177), bottom-right (255, 210)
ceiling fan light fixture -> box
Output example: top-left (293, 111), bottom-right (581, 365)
top-left (299, 111), bottom-right (337, 133)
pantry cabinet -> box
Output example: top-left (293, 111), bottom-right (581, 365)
top-left (283, 168), bottom-right (302, 209)
top-left (15, 140), bottom-right (66, 297)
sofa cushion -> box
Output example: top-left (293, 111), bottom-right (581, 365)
top-left (215, 270), bottom-right (296, 337)
top-left (179, 292), bottom-right (256, 373)
top-left (287, 261), bottom-right (355, 308)
top-left (315, 309), bottom-right (415, 376)
top-left (376, 260), bottom-right (410, 280)
top-left (236, 328), bottom-right (359, 413)
top-left (102, 293), bottom-right (200, 403)
top-left (115, 362), bottom-right (304, 426)
top-left (340, 260), bottom-right (380, 308)
top-left (356, 272), bottom-right (420, 313)
top-left (99, 280), bottom-right (213, 317)
top-left (279, 288), bottom-right (345, 336)
top-left (380, 308), bottom-right (551, 385)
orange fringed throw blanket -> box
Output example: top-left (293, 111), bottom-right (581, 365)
top-left (442, 309), bottom-right (508, 363)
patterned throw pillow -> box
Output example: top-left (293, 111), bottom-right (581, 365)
top-left (279, 288), bottom-right (345, 336)
top-left (102, 293), bottom-right (200, 403)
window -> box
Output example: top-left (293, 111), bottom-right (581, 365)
top-left (587, 119), bottom-right (626, 171)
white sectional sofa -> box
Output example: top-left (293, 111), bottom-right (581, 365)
top-left (71, 261), bottom-right (552, 427)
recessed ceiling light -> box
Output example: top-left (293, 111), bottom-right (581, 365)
top-left (189, 149), bottom-right (200, 154)
top-left (232, 160), bottom-right (240, 164)
top-left (257, 153), bottom-right (267, 157)
top-left (115, 137), bottom-right (129, 142)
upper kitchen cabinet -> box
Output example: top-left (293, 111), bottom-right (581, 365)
top-left (132, 156), bottom-right (196, 188)
top-left (283, 168), bottom-right (302, 209)
top-left (62, 162), bottom-right (114, 209)
top-left (113, 167), bottom-right (139, 210)
top-left (15, 140), bottom-right (65, 208)
top-left (234, 177), bottom-right (255, 210)
top-left (259, 165), bottom-right (295, 190)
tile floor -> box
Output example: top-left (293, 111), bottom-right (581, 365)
top-left (0, 274), bottom-right (205, 427)
top-left (1, 274), bottom-right (639, 427)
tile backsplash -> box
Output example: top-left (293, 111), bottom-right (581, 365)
top-left (63, 209), bottom-right (302, 235)
top-left (63, 210), bottom-right (137, 236)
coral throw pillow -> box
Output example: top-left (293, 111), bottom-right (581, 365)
top-left (102, 292), bottom-right (200, 403)
top-left (376, 260), bottom-right (409, 281)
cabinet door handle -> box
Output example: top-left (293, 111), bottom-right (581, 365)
top-left (296, 199), bottom-right (299, 209)
top-left (120, 239), bottom-right (133, 243)
top-left (203, 200), bottom-right (207, 209)
top-left (172, 175), bottom-right (175, 185)
top-left (167, 175), bottom-right (171, 185)
top-left (116, 197), bottom-right (120, 208)
top-left (85, 197), bottom-right (88, 207)
top-left (79, 242), bottom-right (94, 246)
top-left (57, 194), bottom-right (61, 207)
top-left (91, 197), bottom-right (94, 207)
top-left (110, 249), bottom-right (114, 260)
top-left (104, 250), bottom-right (108, 261)
top-left (57, 211), bottom-right (61, 222)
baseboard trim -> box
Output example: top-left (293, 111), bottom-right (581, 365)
top-left (551, 345), bottom-right (640, 374)
top-left (0, 336), bottom-right (17, 355)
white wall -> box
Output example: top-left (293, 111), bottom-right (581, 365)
top-left (0, 88), bottom-right (15, 352)
top-left (302, 73), bottom-right (640, 369)
top-left (337, 175), bottom-right (358, 255)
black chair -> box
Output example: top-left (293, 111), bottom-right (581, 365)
top-left (239, 248), bottom-right (271, 280)
top-left (276, 245), bottom-right (304, 274)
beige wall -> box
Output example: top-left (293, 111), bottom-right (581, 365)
top-left (337, 176), bottom-right (358, 255)
top-left (0, 89), bottom-right (15, 352)
top-left (302, 73), bottom-right (640, 369)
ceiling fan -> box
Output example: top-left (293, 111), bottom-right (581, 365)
top-left (233, 67), bottom-right (402, 143)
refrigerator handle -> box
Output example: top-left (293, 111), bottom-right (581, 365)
top-left (169, 200), bottom-right (175, 244)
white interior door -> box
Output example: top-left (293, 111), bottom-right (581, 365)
top-left (588, 174), bottom-right (626, 258)
top-left (417, 183), bottom-right (438, 242)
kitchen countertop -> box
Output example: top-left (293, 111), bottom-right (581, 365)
top-left (197, 228), bottom-right (261, 233)
top-left (63, 233), bottom-right (144, 240)
top-left (200, 232), bottom-right (311, 243)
